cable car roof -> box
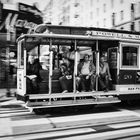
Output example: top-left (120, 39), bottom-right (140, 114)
top-left (17, 34), bottom-right (96, 50)
top-left (17, 32), bottom-right (140, 51)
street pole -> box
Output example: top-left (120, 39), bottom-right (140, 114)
top-left (6, 14), bottom-right (12, 97)
top-left (131, 3), bottom-right (135, 31)
top-left (6, 44), bottom-right (11, 97)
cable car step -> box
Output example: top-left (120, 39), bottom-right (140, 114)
top-left (25, 96), bottom-right (121, 108)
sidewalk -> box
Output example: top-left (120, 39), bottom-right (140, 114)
top-left (0, 88), bottom-right (16, 102)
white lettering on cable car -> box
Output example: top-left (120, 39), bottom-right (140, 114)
top-left (86, 31), bottom-right (140, 40)
top-left (124, 75), bottom-right (132, 80)
top-left (128, 87), bottom-right (140, 91)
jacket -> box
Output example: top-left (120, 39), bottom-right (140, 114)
top-left (78, 60), bottom-right (96, 76)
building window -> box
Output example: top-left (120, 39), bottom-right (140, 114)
top-left (90, 0), bottom-right (93, 6)
top-left (103, 3), bottom-right (106, 12)
top-left (97, 21), bottom-right (99, 27)
top-left (90, 12), bottom-right (93, 20)
top-left (120, 10), bottom-right (124, 20)
top-left (120, 0), bottom-right (123, 4)
top-left (139, 21), bottom-right (140, 31)
top-left (122, 45), bottom-right (138, 67)
top-left (111, 0), bottom-right (114, 8)
top-left (74, 14), bottom-right (79, 18)
top-left (112, 12), bottom-right (115, 26)
top-left (74, 2), bottom-right (79, 7)
top-left (104, 18), bottom-right (106, 27)
top-left (130, 22), bottom-right (135, 31)
top-left (139, 2), bottom-right (140, 13)
top-left (96, 8), bottom-right (99, 16)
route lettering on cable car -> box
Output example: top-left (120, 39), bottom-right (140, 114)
top-left (86, 30), bottom-right (140, 40)
top-left (123, 74), bottom-right (132, 80)
top-left (128, 87), bottom-right (140, 91)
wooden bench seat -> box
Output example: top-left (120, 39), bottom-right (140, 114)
top-left (39, 69), bottom-right (62, 93)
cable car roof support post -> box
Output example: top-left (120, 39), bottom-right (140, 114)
top-left (49, 38), bottom-right (53, 96)
top-left (74, 39), bottom-right (77, 94)
top-left (24, 44), bottom-right (27, 96)
top-left (96, 40), bottom-right (99, 91)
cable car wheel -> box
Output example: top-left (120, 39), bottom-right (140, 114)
top-left (126, 99), bottom-right (140, 106)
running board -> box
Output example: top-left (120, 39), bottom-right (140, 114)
top-left (25, 96), bottom-right (121, 109)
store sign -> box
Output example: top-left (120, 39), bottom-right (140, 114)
top-left (15, 19), bottom-right (37, 29)
top-left (18, 3), bottom-right (42, 16)
top-left (86, 30), bottom-right (140, 40)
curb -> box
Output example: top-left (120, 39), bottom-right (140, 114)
top-left (0, 88), bottom-right (16, 102)
top-left (0, 97), bottom-right (15, 102)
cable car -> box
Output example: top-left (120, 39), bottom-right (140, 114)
top-left (16, 24), bottom-right (140, 114)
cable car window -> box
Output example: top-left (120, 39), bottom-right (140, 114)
top-left (122, 45), bottom-right (138, 67)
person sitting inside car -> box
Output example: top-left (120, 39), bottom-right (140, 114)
top-left (78, 54), bottom-right (96, 92)
top-left (98, 55), bottom-right (112, 92)
top-left (26, 53), bottom-right (42, 94)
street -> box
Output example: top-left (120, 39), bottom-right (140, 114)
top-left (1, 98), bottom-right (140, 140)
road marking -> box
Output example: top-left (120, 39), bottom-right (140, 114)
top-left (0, 109), bottom-right (28, 114)
top-left (120, 109), bottom-right (140, 117)
top-left (0, 118), bottom-right (12, 137)
top-left (56, 127), bottom-right (140, 140)
top-left (11, 118), bottom-right (51, 127)
top-left (108, 121), bottom-right (140, 129)
top-left (49, 110), bottom-right (139, 123)
top-left (0, 99), bottom-right (24, 106)
top-left (10, 110), bottom-right (139, 127)
top-left (0, 111), bottom-right (31, 118)
top-left (14, 128), bottom-right (96, 140)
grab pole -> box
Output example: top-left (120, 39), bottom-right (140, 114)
top-left (96, 40), bottom-right (99, 91)
top-left (74, 40), bottom-right (77, 93)
top-left (49, 39), bottom-right (53, 95)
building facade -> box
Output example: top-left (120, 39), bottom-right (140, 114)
top-left (43, 0), bottom-right (140, 31)
top-left (0, 1), bottom-right (43, 88)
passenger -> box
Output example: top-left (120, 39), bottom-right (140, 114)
top-left (98, 56), bottom-right (112, 92)
top-left (78, 54), bottom-right (96, 92)
top-left (26, 53), bottom-right (42, 94)
top-left (59, 49), bottom-right (82, 93)
top-left (59, 61), bottom-right (73, 93)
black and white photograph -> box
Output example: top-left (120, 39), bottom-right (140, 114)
top-left (1, 0), bottom-right (140, 139)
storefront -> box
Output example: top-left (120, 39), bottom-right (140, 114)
top-left (0, 3), bottom-right (43, 88)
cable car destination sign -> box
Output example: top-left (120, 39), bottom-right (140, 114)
top-left (86, 30), bottom-right (140, 40)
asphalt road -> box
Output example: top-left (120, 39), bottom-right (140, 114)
top-left (1, 98), bottom-right (140, 140)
